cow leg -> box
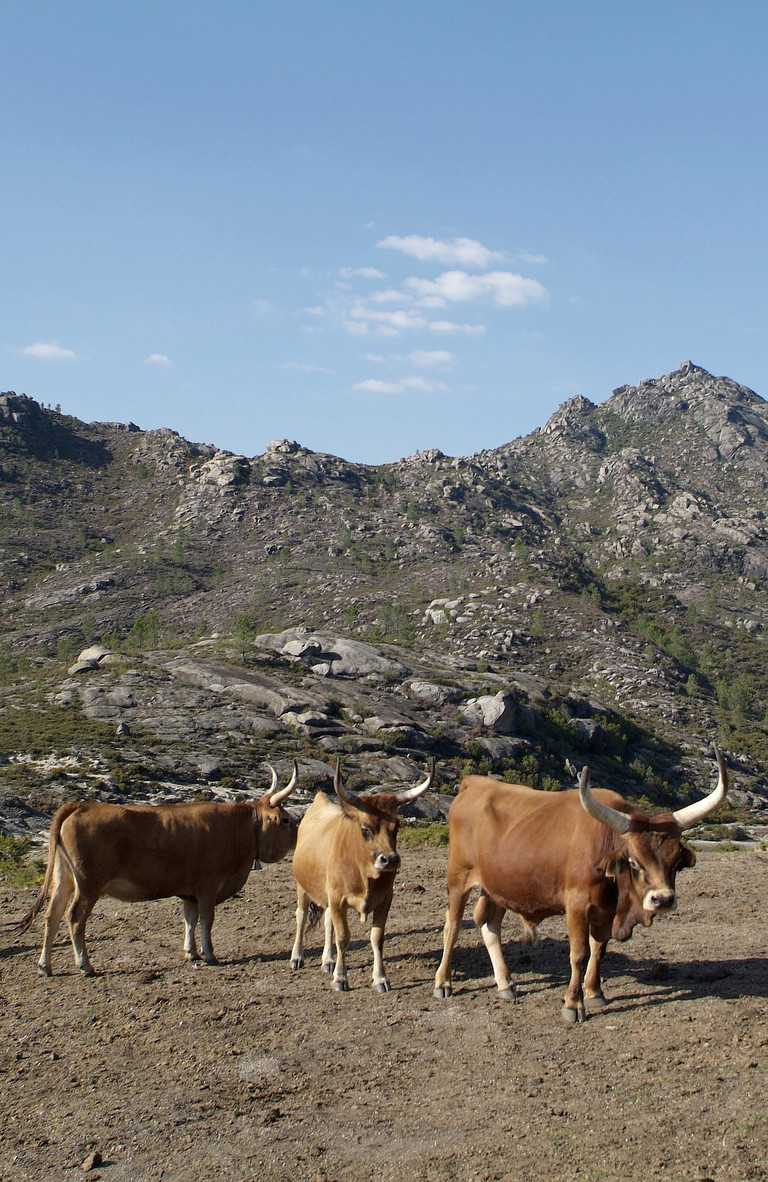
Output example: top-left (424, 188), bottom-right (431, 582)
top-left (38, 858), bottom-right (74, 977)
top-left (584, 928), bottom-right (610, 1011)
top-left (329, 903), bottom-right (351, 991)
top-left (66, 892), bottom-right (98, 977)
top-left (321, 907), bottom-right (335, 976)
top-left (290, 887), bottom-right (310, 970)
top-left (182, 899), bottom-right (200, 962)
top-left (478, 903), bottom-right (516, 1001)
top-left (563, 907), bottom-right (590, 1023)
top-left (370, 893), bottom-right (393, 993)
top-left (433, 879), bottom-right (472, 999)
top-left (197, 895), bottom-right (218, 965)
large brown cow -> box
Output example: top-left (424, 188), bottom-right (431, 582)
top-left (433, 748), bottom-right (728, 1022)
top-left (15, 763), bottom-right (299, 976)
top-left (290, 760), bottom-right (434, 992)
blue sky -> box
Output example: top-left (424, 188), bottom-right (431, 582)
top-left (2, 2), bottom-right (766, 464)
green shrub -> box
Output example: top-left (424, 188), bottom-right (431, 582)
top-left (0, 834), bottom-right (46, 888)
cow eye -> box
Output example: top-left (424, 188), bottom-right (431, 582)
top-left (361, 825), bottom-right (373, 840)
top-left (628, 856), bottom-right (641, 874)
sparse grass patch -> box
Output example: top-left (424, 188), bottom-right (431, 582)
top-left (398, 821), bottom-right (449, 847)
top-left (0, 700), bottom-right (119, 755)
top-left (0, 834), bottom-right (46, 888)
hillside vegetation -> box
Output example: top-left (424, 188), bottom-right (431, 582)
top-left (1, 361), bottom-right (767, 839)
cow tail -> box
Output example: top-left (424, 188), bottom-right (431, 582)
top-left (473, 891), bottom-right (494, 928)
top-left (11, 802), bottom-right (79, 935)
top-left (306, 902), bottom-right (323, 931)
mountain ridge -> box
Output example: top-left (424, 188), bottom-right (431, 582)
top-left (2, 362), bottom-right (768, 834)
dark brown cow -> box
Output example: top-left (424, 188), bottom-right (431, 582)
top-left (290, 760), bottom-right (434, 992)
top-left (15, 764), bottom-right (299, 976)
top-left (433, 748), bottom-right (727, 1022)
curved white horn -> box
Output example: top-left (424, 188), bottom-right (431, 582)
top-left (578, 766), bottom-right (632, 835)
top-left (269, 760), bottom-right (298, 805)
top-left (672, 745), bottom-right (728, 830)
top-left (393, 760), bottom-right (436, 806)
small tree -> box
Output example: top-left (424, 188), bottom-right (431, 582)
top-left (232, 612), bottom-right (255, 662)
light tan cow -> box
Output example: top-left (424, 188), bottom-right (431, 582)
top-left (290, 760), bottom-right (434, 992)
top-left (14, 764), bottom-right (298, 976)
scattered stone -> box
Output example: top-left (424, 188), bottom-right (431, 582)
top-left (459, 692), bottom-right (517, 734)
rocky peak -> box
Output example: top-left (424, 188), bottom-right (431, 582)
top-left (606, 362), bottom-right (767, 433)
top-left (541, 394), bottom-right (596, 436)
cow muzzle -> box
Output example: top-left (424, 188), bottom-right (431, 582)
top-left (374, 851), bottom-right (400, 872)
top-left (643, 888), bottom-right (676, 913)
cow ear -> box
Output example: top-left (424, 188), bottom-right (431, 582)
top-left (595, 850), bottom-right (626, 879)
top-left (681, 844), bottom-right (696, 869)
top-left (338, 795), bottom-right (362, 820)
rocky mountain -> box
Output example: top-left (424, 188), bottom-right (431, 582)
top-left (2, 361), bottom-right (768, 844)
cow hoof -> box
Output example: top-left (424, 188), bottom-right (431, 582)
top-left (374, 980), bottom-right (391, 994)
top-left (37, 964), bottom-right (52, 978)
top-left (561, 1005), bottom-right (586, 1024)
top-left (585, 993), bottom-right (608, 1011)
top-left (497, 986), bottom-right (517, 1002)
top-left (433, 984), bottom-right (452, 999)
top-left (80, 966), bottom-right (97, 978)
top-left (290, 957), bottom-right (304, 971)
top-left (321, 961), bottom-right (334, 976)
top-left (332, 979), bottom-right (350, 992)
top-left (203, 955), bottom-right (219, 966)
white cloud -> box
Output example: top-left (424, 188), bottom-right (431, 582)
top-left (409, 349), bottom-right (454, 368)
top-left (21, 340), bottom-right (77, 361)
top-left (428, 320), bottom-right (486, 335)
top-left (378, 235), bottom-right (503, 269)
top-left (354, 379), bottom-right (407, 394)
top-left (344, 305), bottom-right (428, 337)
top-left (354, 375), bottom-right (448, 395)
top-left (520, 251), bottom-right (548, 265)
top-left (277, 362), bottom-right (333, 373)
top-left (344, 319), bottom-right (400, 338)
top-left (340, 266), bottom-right (387, 279)
top-left (369, 287), bottom-right (410, 304)
top-left (406, 270), bottom-right (548, 308)
top-left (144, 353), bottom-right (172, 367)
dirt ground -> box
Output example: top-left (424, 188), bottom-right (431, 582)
top-left (1, 845), bottom-right (767, 1182)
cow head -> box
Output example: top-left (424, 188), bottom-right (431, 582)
top-left (334, 759), bottom-right (435, 876)
top-left (255, 762), bottom-right (299, 862)
top-left (582, 746), bottom-right (727, 934)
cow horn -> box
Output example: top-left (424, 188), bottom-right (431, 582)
top-left (269, 760), bottom-right (299, 805)
top-left (672, 745), bottom-right (728, 830)
top-left (393, 759), bottom-right (436, 806)
top-left (579, 766), bottom-right (632, 835)
top-left (333, 759), bottom-right (366, 810)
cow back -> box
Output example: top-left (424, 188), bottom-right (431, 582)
top-left (59, 800), bottom-right (259, 903)
top-left (449, 778), bottom-right (625, 922)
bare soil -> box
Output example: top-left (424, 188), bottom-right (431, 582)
top-left (1, 847), bottom-right (767, 1182)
